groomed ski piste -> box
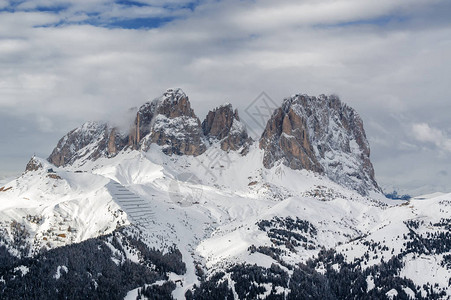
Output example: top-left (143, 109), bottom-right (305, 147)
top-left (107, 181), bottom-right (155, 228)
top-left (0, 144), bottom-right (450, 299)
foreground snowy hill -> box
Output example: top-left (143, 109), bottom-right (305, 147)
top-left (0, 89), bottom-right (449, 299)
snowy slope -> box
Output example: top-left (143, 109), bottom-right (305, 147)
top-left (1, 144), bottom-right (449, 299)
top-left (0, 157), bottom-right (130, 257)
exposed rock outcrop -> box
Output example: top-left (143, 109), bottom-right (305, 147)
top-left (48, 122), bottom-right (129, 167)
top-left (260, 94), bottom-right (379, 195)
top-left (25, 156), bottom-right (43, 172)
top-left (48, 88), bottom-right (209, 166)
top-left (202, 103), bottom-right (252, 154)
top-left (47, 90), bottom-right (379, 196)
top-left (138, 88), bottom-right (207, 156)
top-left (260, 106), bottom-right (323, 173)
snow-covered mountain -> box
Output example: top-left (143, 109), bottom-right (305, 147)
top-left (47, 88), bottom-right (251, 167)
top-left (0, 89), bottom-right (449, 299)
top-left (260, 94), bottom-right (379, 196)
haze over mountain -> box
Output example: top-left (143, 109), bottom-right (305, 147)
top-left (0, 89), bottom-right (449, 299)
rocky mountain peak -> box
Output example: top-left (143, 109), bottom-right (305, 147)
top-left (155, 88), bottom-right (197, 118)
top-left (130, 88), bottom-right (195, 146)
top-left (202, 103), bottom-right (252, 154)
top-left (260, 93), bottom-right (379, 195)
top-left (48, 89), bottom-right (211, 167)
top-left (48, 122), bottom-right (128, 167)
top-left (47, 89), bottom-right (378, 196)
top-left (202, 103), bottom-right (235, 139)
top-left (134, 88), bottom-right (207, 155)
top-left (25, 156), bottom-right (43, 172)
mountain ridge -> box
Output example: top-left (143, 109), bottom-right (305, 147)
top-left (1, 89), bottom-right (448, 299)
top-left (47, 88), bottom-right (379, 195)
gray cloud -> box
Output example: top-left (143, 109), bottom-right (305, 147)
top-left (0, 0), bottom-right (450, 195)
top-left (412, 123), bottom-right (451, 152)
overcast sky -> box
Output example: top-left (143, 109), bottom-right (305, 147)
top-left (1, 0), bottom-right (450, 195)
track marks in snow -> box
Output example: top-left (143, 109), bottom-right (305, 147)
top-left (108, 181), bottom-right (155, 228)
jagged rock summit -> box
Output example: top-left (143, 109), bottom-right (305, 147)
top-left (48, 88), bottom-right (251, 167)
top-left (202, 103), bottom-right (253, 154)
top-left (259, 93), bottom-right (379, 195)
top-left (131, 88), bottom-right (207, 156)
top-left (48, 121), bottom-right (127, 167)
top-left (47, 88), bottom-right (379, 195)
top-left (25, 156), bottom-right (43, 172)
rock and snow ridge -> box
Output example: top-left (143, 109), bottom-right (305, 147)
top-left (0, 89), bottom-right (449, 299)
top-left (260, 93), bottom-right (379, 195)
top-left (47, 88), bottom-right (377, 196)
top-left (48, 88), bottom-right (251, 167)
top-left (202, 103), bottom-right (253, 154)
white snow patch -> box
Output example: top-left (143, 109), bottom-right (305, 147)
top-left (366, 275), bottom-right (375, 292)
top-left (400, 253), bottom-right (450, 291)
top-left (386, 288), bottom-right (398, 299)
top-left (14, 265), bottom-right (29, 276)
top-left (53, 265), bottom-right (68, 280)
top-left (402, 287), bottom-right (415, 299)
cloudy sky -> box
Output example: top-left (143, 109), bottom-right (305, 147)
top-left (1, 0), bottom-right (450, 195)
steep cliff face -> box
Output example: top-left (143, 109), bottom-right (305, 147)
top-left (260, 94), bottom-right (379, 195)
top-left (48, 89), bottom-right (213, 166)
top-left (48, 122), bottom-right (128, 167)
top-left (138, 88), bottom-right (207, 156)
top-left (202, 103), bottom-right (252, 154)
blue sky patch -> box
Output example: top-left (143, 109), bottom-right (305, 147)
top-left (316, 15), bottom-right (407, 29)
top-left (2, 0), bottom-right (201, 29)
top-left (106, 16), bottom-right (176, 29)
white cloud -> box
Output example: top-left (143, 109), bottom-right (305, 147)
top-left (0, 0), bottom-right (8, 9)
top-left (412, 123), bottom-right (451, 152)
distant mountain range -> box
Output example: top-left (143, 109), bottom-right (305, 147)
top-left (0, 89), bottom-right (449, 299)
